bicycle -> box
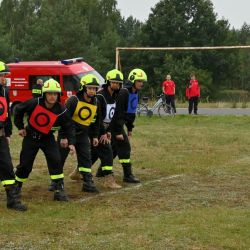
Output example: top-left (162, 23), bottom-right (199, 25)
top-left (150, 94), bottom-right (175, 117)
top-left (137, 94), bottom-right (175, 117)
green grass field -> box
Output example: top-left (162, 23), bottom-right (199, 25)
top-left (0, 115), bottom-right (250, 249)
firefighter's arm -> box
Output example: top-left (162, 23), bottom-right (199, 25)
top-left (3, 90), bottom-right (12, 137)
top-left (98, 100), bottom-right (110, 144)
top-left (14, 99), bottom-right (35, 130)
top-left (65, 95), bottom-right (77, 117)
top-left (110, 90), bottom-right (127, 136)
top-left (91, 101), bottom-right (101, 139)
top-left (4, 117), bottom-right (12, 137)
top-left (96, 96), bottom-right (106, 136)
top-left (4, 110), bottom-right (12, 137)
top-left (125, 112), bottom-right (135, 134)
top-left (59, 108), bottom-right (76, 146)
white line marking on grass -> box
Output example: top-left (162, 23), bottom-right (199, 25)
top-left (77, 174), bottom-right (184, 203)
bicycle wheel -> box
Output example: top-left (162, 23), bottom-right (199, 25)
top-left (164, 104), bottom-right (175, 117)
top-left (157, 103), bottom-right (164, 117)
top-left (158, 103), bottom-right (175, 117)
top-left (147, 109), bottom-right (153, 117)
top-left (170, 106), bottom-right (176, 117)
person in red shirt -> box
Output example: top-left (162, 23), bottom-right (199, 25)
top-left (186, 74), bottom-right (200, 115)
top-left (162, 74), bottom-right (176, 113)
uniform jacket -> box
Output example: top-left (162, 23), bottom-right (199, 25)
top-left (65, 91), bottom-right (100, 138)
top-left (110, 86), bottom-right (137, 135)
top-left (14, 97), bottom-right (75, 144)
top-left (97, 85), bottom-right (119, 135)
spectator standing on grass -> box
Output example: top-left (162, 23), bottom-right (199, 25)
top-left (14, 79), bottom-right (75, 202)
top-left (162, 74), bottom-right (176, 113)
top-left (186, 74), bottom-right (200, 115)
top-left (0, 61), bottom-right (27, 211)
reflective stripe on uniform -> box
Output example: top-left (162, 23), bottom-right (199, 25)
top-left (15, 176), bottom-right (28, 183)
top-left (119, 159), bottom-right (131, 163)
top-left (32, 89), bottom-right (42, 94)
top-left (51, 126), bottom-right (61, 131)
top-left (102, 166), bottom-right (113, 171)
top-left (2, 180), bottom-right (15, 186)
top-left (79, 167), bottom-right (91, 173)
top-left (50, 173), bottom-right (64, 180)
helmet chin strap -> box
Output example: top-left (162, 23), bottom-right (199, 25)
top-left (108, 84), bottom-right (117, 92)
top-left (132, 84), bottom-right (138, 91)
top-left (86, 93), bottom-right (94, 98)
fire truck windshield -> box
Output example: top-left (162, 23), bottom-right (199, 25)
top-left (63, 70), bottom-right (104, 91)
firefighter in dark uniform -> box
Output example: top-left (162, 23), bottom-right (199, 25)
top-left (91, 69), bottom-right (124, 189)
top-left (32, 79), bottom-right (43, 98)
top-left (14, 79), bottom-right (75, 202)
top-left (60, 74), bottom-right (100, 193)
top-left (111, 68), bottom-right (147, 183)
top-left (0, 61), bottom-right (27, 211)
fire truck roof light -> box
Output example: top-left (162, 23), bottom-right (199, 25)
top-left (61, 57), bottom-right (84, 65)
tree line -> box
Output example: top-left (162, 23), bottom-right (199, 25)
top-left (1, 0), bottom-right (250, 100)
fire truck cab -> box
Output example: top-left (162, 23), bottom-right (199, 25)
top-left (7, 57), bottom-right (104, 112)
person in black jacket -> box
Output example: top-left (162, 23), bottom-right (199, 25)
top-left (60, 74), bottom-right (100, 193)
top-left (0, 61), bottom-right (27, 211)
top-left (111, 68), bottom-right (147, 183)
top-left (91, 69), bottom-right (124, 189)
top-left (14, 79), bottom-right (75, 202)
top-left (32, 79), bottom-right (43, 98)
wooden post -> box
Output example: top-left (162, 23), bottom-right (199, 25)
top-left (115, 48), bottom-right (119, 69)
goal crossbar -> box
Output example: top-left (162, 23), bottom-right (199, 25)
top-left (115, 45), bottom-right (250, 69)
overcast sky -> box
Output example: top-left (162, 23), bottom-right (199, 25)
top-left (116, 0), bottom-right (249, 29)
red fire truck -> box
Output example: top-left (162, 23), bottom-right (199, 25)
top-left (7, 57), bottom-right (104, 112)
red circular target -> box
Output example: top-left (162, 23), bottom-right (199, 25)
top-left (34, 113), bottom-right (50, 127)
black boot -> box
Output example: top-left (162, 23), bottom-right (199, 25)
top-left (15, 181), bottom-right (23, 198)
top-left (95, 165), bottom-right (105, 177)
top-left (122, 164), bottom-right (140, 183)
top-left (53, 180), bottom-right (69, 202)
top-left (82, 173), bottom-right (99, 193)
top-left (5, 184), bottom-right (27, 211)
top-left (48, 180), bottom-right (57, 192)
